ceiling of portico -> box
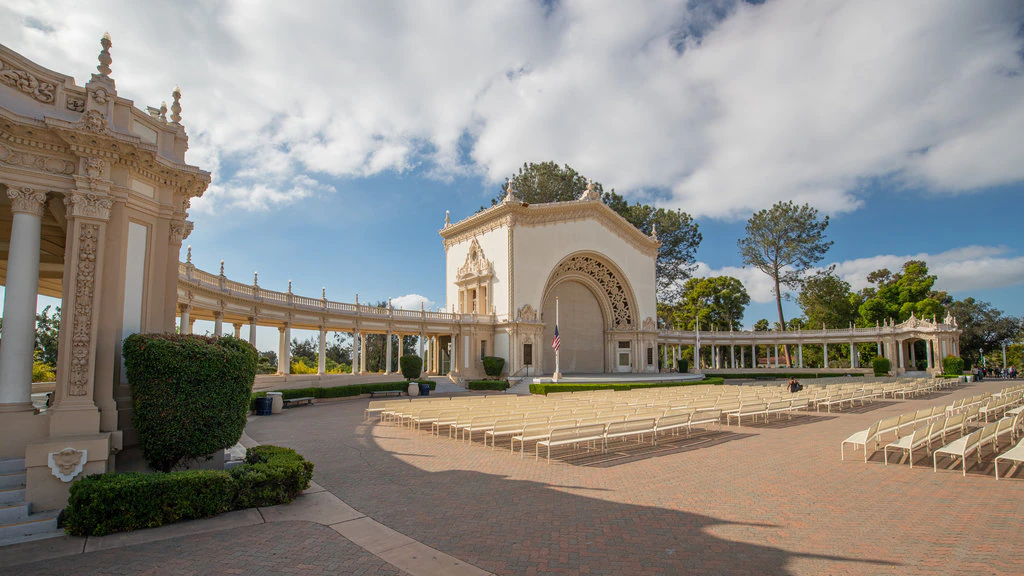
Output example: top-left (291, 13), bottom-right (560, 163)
top-left (0, 186), bottom-right (66, 298)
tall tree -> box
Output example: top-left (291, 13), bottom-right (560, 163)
top-left (670, 276), bottom-right (751, 331)
top-left (946, 297), bottom-right (1021, 367)
top-left (858, 260), bottom-right (947, 324)
top-left (738, 201), bottom-right (833, 335)
top-left (797, 269), bottom-right (858, 329)
top-left (34, 305), bottom-right (61, 367)
top-left (495, 162), bottom-right (702, 301)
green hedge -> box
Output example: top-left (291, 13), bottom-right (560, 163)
top-left (399, 355), bottom-right (422, 380)
top-left (481, 356), bottom-right (505, 378)
top-left (942, 356), bottom-right (964, 376)
top-left (529, 378), bottom-right (724, 395)
top-left (677, 359), bottom-right (688, 373)
top-left (250, 381), bottom-right (436, 411)
top-left (872, 357), bottom-right (891, 377)
top-left (123, 334), bottom-right (257, 472)
top-left (711, 372), bottom-right (865, 380)
top-left (64, 445), bottom-right (312, 537)
top-left (468, 380), bottom-right (509, 391)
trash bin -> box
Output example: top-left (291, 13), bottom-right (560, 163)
top-left (255, 397), bottom-right (273, 416)
top-left (266, 392), bottom-right (284, 414)
top-left (418, 382), bottom-right (431, 396)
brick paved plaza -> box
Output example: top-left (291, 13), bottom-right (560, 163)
top-left (9, 378), bottom-right (1024, 575)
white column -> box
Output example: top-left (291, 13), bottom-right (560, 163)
top-left (910, 342), bottom-right (917, 368)
top-left (823, 342), bottom-right (829, 369)
top-left (926, 339), bottom-right (933, 370)
top-left (730, 345), bottom-right (735, 369)
top-left (450, 332), bottom-right (457, 374)
top-left (0, 188), bottom-right (46, 407)
top-left (850, 342), bottom-right (856, 368)
top-left (798, 343), bottom-right (804, 368)
top-left (234, 324), bottom-right (242, 339)
top-left (740, 346), bottom-right (745, 369)
top-left (213, 312), bottom-right (223, 337)
top-left (351, 331), bottom-right (359, 375)
top-left (418, 333), bottom-right (426, 375)
top-left (898, 340), bottom-right (905, 370)
top-left (752, 345), bottom-right (756, 368)
top-left (385, 330), bottom-right (393, 375)
top-left (774, 343), bottom-right (780, 368)
top-left (662, 344), bottom-right (668, 371)
top-left (318, 326), bottom-right (327, 375)
top-left (179, 304), bottom-right (191, 334)
top-left (248, 317), bottom-right (257, 347)
top-left (877, 341), bottom-right (882, 356)
top-left (360, 333), bottom-right (367, 374)
top-left (278, 325), bottom-right (291, 375)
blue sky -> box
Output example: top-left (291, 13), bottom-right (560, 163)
top-left (4, 0), bottom-right (1023, 352)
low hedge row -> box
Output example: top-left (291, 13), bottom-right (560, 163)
top-left (63, 445), bottom-right (313, 537)
top-left (529, 378), bottom-right (724, 395)
top-left (250, 381), bottom-right (436, 410)
top-left (468, 380), bottom-right (509, 391)
top-left (711, 372), bottom-right (866, 380)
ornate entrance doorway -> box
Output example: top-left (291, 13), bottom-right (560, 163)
top-left (541, 281), bottom-right (605, 374)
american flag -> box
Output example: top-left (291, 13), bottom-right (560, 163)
top-left (552, 325), bottom-right (560, 353)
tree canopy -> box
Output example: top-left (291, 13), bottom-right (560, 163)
top-left (738, 201), bottom-right (832, 333)
top-left (947, 297), bottom-right (1021, 367)
top-left (857, 260), bottom-right (947, 325)
top-left (494, 162), bottom-right (702, 302)
top-left (797, 269), bottom-right (858, 329)
top-left (661, 276), bottom-right (750, 331)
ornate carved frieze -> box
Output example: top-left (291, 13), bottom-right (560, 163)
top-left (516, 304), bottom-right (538, 323)
top-left (69, 223), bottom-right (100, 396)
top-left (0, 143), bottom-right (76, 175)
top-left (456, 238), bottom-right (494, 281)
top-left (79, 109), bottom-right (107, 134)
top-left (443, 215), bottom-right (512, 249)
top-left (65, 94), bottom-right (85, 112)
top-left (64, 192), bottom-right (112, 220)
top-left (0, 58), bottom-right (56, 104)
top-left (642, 317), bottom-right (657, 331)
top-left (48, 448), bottom-right (87, 482)
top-left (89, 87), bottom-right (110, 105)
top-left (550, 254), bottom-right (635, 329)
top-left (6, 186), bottom-right (47, 217)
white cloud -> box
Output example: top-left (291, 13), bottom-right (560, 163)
top-left (696, 245), bottom-right (1024, 306)
top-left (390, 293), bottom-right (435, 311)
top-left (4, 0), bottom-right (1022, 216)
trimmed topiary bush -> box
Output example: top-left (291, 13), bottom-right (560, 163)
top-left (677, 359), bottom-right (688, 373)
top-left (872, 357), bottom-right (891, 377)
top-left (123, 334), bottom-right (258, 472)
top-left (230, 445), bottom-right (314, 508)
top-left (481, 356), bottom-right (506, 378)
top-left (942, 355), bottom-right (964, 376)
top-left (468, 380), bottom-right (509, 391)
top-left (399, 355), bottom-right (423, 380)
top-left (248, 381), bottom-right (437, 411)
top-left (64, 470), bottom-right (235, 536)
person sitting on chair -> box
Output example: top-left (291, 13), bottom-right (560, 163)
top-left (788, 377), bottom-right (802, 393)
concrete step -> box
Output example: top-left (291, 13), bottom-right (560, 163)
top-left (0, 501), bottom-right (30, 524)
top-left (0, 458), bottom-right (25, 474)
top-left (0, 472), bottom-right (26, 490)
top-left (0, 510), bottom-right (59, 543)
top-left (0, 487), bottom-right (26, 506)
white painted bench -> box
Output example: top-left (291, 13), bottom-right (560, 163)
top-left (536, 424), bottom-right (608, 462)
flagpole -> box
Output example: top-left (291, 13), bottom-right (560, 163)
top-left (553, 297), bottom-right (562, 381)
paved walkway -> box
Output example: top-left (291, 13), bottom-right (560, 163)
top-left (4, 381), bottom-right (1024, 574)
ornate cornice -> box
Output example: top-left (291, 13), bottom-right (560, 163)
top-left (64, 191), bottom-right (113, 221)
top-left (6, 186), bottom-right (47, 217)
top-left (440, 200), bottom-right (660, 257)
top-left (0, 57), bottom-right (56, 104)
top-left (0, 142), bottom-right (76, 175)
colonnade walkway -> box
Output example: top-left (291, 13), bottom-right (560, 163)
top-left (6, 379), bottom-right (1024, 575)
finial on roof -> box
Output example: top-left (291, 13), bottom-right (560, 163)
top-left (355, 293), bottom-right (359, 305)
top-left (502, 178), bottom-right (517, 203)
top-left (444, 210), bottom-right (450, 227)
top-left (170, 86), bottom-right (182, 124)
top-left (287, 280), bottom-right (292, 293)
top-left (322, 287), bottom-right (326, 299)
top-left (651, 222), bottom-right (658, 240)
top-left (159, 101), bottom-right (168, 122)
top-left (97, 33), bottom-right (113, 77)
top-left (186, 245), bottom-right (191, 263)
top-left (579, 178), bottom-right (602, 202)
top-left (219, 259), bottom-right (225, 275)
top-left (253, 271), bottom-right (259, 286)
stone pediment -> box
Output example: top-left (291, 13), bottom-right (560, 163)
top-left (456, 238), bottom-right (493, 282)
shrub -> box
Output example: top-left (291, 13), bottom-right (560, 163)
top-left (290, 358), bottom-right (317, 374)
top-left (231, 445), bottom-right (314, 509)
top-left (248, 381), bottom-right (437, 411)
top-left (468, 380), bottom-right (509, 391)
top-left (399, 355), bottom-right (423, 380)
top-left (529, 378), bottom-right (724, 395)
top-left (481, 356), bottom-right (506, 378)
top-left (872, 357), bottom-right (891, 377)
top-left (942, 356), bottom-right (964, 376)
top-left (32, 359), bottom-right (55, 382)
top-left (677, 359), bottom-right (688, 373)
top-left (123, 334), bottom-right (258, 472)
top-left (63, 470), bottom-right (235, 536)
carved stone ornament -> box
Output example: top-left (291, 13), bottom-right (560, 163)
top-left (169, 222), bottom-right (186, 244)
top-left (90, 87), bottom-right (110, 105)
top-left (85, 157), bottom-right (105, 179)
top-left (642, 317), bottom-right (657, 331)
top-left (69, 223), bottom-right (100, 396)
top-left (48, 448), bottom-right (87, 482)
top-left (80, 109), bottom-right (107, 133)
top-left (183, 220), bottom-right (194, 240)
top-left (550, 254), bottom-right (634, 329)
top-left (456, 238), bottom-right (494, 281)
top-left (516, 304), bottom-right (538, 323)
top-left (6, 187), bottom-right (47, 217)
top-left (66, 94), bottom-right (85, 112)
top-left (579, 179), bottom-right (602, 202)
top-left (64, 192), bottom-right (112, 221)
top-left (0, 143), bottom-right (76, 175)
top-left (0, 58), bottom-right (56, 104)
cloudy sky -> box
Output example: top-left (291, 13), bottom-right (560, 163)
top-left (3, 0), bottom-right (1022, 349)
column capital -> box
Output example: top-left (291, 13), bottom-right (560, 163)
top-left (64, 190), bottom-right (112, 221)
top-left (7, 187), bottom-right (47, 217)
